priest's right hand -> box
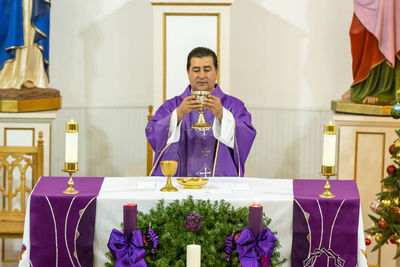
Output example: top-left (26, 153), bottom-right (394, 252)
top-left (177, 95), bottom-right (202, 124)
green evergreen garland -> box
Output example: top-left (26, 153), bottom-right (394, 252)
top-left (105, 196), bottom-right (287, 266)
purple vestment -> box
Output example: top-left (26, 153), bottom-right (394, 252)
top-left (146, 84), bottom-right (256, 177)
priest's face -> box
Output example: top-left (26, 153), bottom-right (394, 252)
top-left (187, 56), bottom-right (218, 92)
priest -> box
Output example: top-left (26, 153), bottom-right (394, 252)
top-left (146, 47), bottom-right (256, 177)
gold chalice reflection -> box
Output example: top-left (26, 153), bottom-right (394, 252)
top-left (191, 90), bottom-right (211, 130)
top-left (160, 160), bottom-right (179, 192)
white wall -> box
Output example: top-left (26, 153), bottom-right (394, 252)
top-left (48, 0), bottom-right (354, 178)
top-left (230, 0), bottom-right (353, 109)
top-left (50, 0), bottom-right (153, 107)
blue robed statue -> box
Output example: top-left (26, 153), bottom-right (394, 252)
top-left (0, 0), bottom-right (50, 89)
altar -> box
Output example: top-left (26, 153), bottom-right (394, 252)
top-left (18, 176), bottom-right (367, 267)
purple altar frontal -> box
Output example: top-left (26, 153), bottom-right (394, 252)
top-left (292, 179), bottom-right (360, 267)
top-left (29, 176), bottom-right (104, 267)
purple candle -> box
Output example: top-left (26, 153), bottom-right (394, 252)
top-left (248, 203), bottom-right (263, 238)
top-left (123, 203), bottom-right (137, 238)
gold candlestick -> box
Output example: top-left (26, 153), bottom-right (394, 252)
top-left (62, 120), bottom-right (79, 194)
top-left (319, 123), bottom-right (337, 198)
top-left (62, 162), bottom-right (79, 194)
top-left (160, 160), bottom-right (178, 192)
top-left (319, 165), bottom-right (335, 198)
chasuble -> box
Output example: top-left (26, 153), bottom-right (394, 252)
top-left (146, 85), bottom-right (256, 177)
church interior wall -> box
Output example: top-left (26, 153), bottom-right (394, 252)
top-left (48, 0), bottom-right (354, 179)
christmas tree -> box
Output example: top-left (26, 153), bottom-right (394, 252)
top-left (365, 130), bottom-right (400, 258)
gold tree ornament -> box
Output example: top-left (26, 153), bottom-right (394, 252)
top-left (375, 233), bottom-right (383, 243)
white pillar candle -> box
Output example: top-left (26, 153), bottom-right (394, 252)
top-left (65, 133), bottom-right (78, 162)
top-left (322, 123), bottom-right (336, 166)
top-left (187, 244), bottom-right (201, 267)
top-left (65, 120), bottom-right (79, 163)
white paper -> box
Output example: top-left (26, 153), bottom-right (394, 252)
top-left (137, 182), bottom-right (155, 189)
top-left (230, 183), bottom-right (250, 191)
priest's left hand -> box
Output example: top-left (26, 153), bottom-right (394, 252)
top-left (203, 95), bottom-right (223, 122)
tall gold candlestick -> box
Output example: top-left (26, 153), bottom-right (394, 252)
top-left (319, 123), bottom-right (337, 198)
top-left (62, 120), bottom-right (79, 194)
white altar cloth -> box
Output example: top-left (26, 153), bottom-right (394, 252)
top-left (93, 177), bottom-right (367, 267)
top-left (18, 176), bottom-right (367, 267)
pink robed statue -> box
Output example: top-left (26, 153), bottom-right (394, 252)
top-left (343, 0), bottom-right (400, 105)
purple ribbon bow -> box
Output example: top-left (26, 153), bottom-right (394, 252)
top-left (236, 227), bottom-right (277, 267)
top-left (107, 228), bottom-right (147, 267)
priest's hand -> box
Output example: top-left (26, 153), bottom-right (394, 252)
top-left (203, 95), bottom-right (223, 122)
top-left (177, 95), bottom-right (202, 124)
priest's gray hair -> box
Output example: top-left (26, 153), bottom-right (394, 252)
top-left (187, 47), bottom-right (218, 70)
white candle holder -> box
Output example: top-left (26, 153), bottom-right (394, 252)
top-left (62, 121), bottom-right (79, 195)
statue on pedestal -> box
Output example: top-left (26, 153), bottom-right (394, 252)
top-left (342, 0), bottom-right (400, 106)
top-left (0, 0), bottom-right (60, 112)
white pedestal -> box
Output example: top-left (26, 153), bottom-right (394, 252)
top-left (333, 113), bottom-right (400, 267)
top-left (0, 110), bottom-right (57, 176)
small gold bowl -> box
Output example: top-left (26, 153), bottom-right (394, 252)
top-left (176, 177), bottom-right (209, 189)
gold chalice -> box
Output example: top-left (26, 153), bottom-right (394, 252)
top-left (160, 160), bottom-right (179, 192)
top-left (191, 90), bottom-right (211, 130)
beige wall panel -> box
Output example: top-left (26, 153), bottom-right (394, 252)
top-left (356, 132), bottom-right (384, 266)
top-left (337, 126), bottom-right (356, 180)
